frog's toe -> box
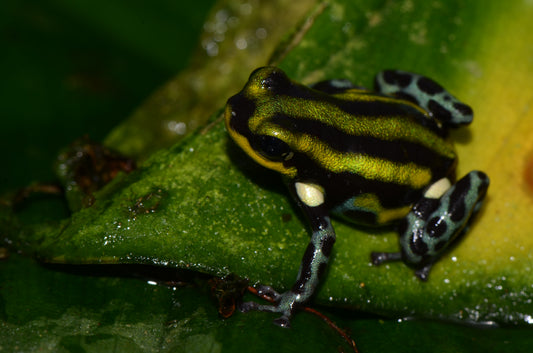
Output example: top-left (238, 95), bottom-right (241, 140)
top-left (370, 252), bottom-right (386, 265)
top-left (239, 300), bottom-right (282, 314)
top-left (239, 300), bottom-right (264, 313)
top-left (255, 285), bottom-right (282, 301)
top-left (239, 301), bottom-right (293, 328)
top-left (414, 264), bottom-right (432, 281)
top-left (371, 251), bottom-right (402, 265)
top-left (273, 315), bottom-right (291, 328)
top-left (240, 290), bottom-right (298, 328)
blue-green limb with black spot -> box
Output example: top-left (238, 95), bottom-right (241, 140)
top-left (372, 171), bottom-right (490, 280)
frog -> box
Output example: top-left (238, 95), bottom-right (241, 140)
top-left (224, 66), bottom-right (489, 327)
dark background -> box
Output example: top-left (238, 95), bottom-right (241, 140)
top-left (0, 0), bottom-right (216, 193)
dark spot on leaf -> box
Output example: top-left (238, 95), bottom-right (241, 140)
top-left (282, 213), bottom-right (292, 222)
top-left (129, 188), bottom-right (167, 218)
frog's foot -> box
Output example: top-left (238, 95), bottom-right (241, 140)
top-left (371, 252), bottom-right (432, 281)
top-left (240, 286), bottom-right (301, 328)
top-left (371, 251), bottom-right (402, 265)
top-left (414, 265), bottom-right (432, 281)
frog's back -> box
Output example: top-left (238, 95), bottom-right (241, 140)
top-left (226, 67), bottom-right (459, 226)
top-left (275, 91), bottom-right (458, 225)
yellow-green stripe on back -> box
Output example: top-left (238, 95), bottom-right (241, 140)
top-left (225, 66), bottom-right (457, 225)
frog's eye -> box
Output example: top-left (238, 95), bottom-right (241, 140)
top-left (255, 135), bottom-right (293, 161)
top-left (261, 70), bottom-right (291, 93)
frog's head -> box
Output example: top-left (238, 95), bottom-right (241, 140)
top-left (225, 67), bottom-right (301, 177)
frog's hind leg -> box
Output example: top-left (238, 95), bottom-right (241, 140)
top-left (374, 70), bottom-right (473, 128)
top-left (371, 171), bottom-right (489, 281)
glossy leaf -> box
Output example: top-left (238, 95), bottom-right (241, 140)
top-left (10, 0), bottom-right (533, 324)
top-left (2, 255), bottom-right (531, 352)
top-left (2, 0), bottom-right (533, 352)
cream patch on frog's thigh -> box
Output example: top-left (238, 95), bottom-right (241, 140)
top-left (424, 177), bottom-right (452, 199)
top-left (295, 182), bottom-right (325, 207)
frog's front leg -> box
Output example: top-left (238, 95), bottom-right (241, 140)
top-left (240, 181), bottom-right (335, 328)
top-left (371, 171), bottom-right (489, 280)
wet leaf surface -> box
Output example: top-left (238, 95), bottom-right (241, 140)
top-left (2, 0), bottom-right (533, 352)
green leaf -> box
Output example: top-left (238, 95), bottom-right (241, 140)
top-left (2, 255), bottom-right (532, 352)
top-left (3, 0), bottom-right (533, 352)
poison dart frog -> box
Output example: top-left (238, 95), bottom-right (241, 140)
top-left (224, 67), bottom-right (489, 327)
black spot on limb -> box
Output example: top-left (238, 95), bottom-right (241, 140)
top-left (478, 183), bottom-right (488, 197)
top-left (413, 197), bottom-right (440, 219)
top-left (428, 99), bottom-right (453, 122)
top-left (449, 176), bottom-right (471, 207)
top-left (427, 217), bottom-right (447, 238)
top-left (321, 236), bottom-right (335, 258)
top-left (417, 77), bottom-right (444, 95)
top-left (478, 171), bottom-right (489, 186)
top-left (292, 278), bottom-right (307, 295)
top-left (292, 243), bottom-right (313, 294)
top-left (382, 70), bottom-right (412, 87)
top-left (477, 171), bottom-right (489, 182)
top-left (450, 201), bottom-right (466, 222)
top-left (453, 102), bottom-right (473, 117)
top-left (317, 262), bottom-right (328, 278)
top-left (434, 240), bottom-right (447, 252)
top-left (476, 173), bottom-right (490, 199)
top-left (291, 242), bottom-right (316, 295)
top-left (410, 232), bottom-right (429, 255)
top-left (301, 242), bottom-right (316, 271)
